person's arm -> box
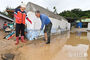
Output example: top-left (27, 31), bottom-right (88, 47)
top-left (41, 21), bottom-right (44, 30)
top-left (26, 15), bottom-right (32, 24)
top-left (14, 9), bottom-right (20, 21)
top-left (26, 17), bottom-right (32, 24)
top-left (40, 17), bottom-right (45, 30)
top-left (14, 14), bottom-right (19, 20)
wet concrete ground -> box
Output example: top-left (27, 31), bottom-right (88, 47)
top-left (16, 31), bottom-right (90, 60)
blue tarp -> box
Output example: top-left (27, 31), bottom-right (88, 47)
top-left (77, 22), bottom-right (82, 28)
top-left (8, 23), bottom-right (14, 29)
top-left (26, 29), bottom-right (62, 40)
top-left (26, 29), bottom-right (44, 40)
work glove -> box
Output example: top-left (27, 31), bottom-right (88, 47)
top-left (27, 18), bottom-right (32, 24)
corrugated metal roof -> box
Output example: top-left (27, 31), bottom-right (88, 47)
top-left (0, 13), bottom-right (13, 22)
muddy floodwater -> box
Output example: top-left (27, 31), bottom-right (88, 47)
top-left (15, 31), bottom-right (90, 60)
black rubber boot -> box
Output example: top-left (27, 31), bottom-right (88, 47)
top-left (46, 37), bottom-right (50, 44)
top-left (43, 37), bottom-right (46, 41)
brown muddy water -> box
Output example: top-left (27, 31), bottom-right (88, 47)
top-left (14, 31), bottom-right (90, 60)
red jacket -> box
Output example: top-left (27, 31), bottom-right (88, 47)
top-left (4, 24), bottom-right (7, 26)
top-left (14, 9), bottom-right (32, 24)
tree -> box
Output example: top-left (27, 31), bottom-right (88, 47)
top-left (59, 8), bottom-right (90, 20)
top-left (6, 7), bottom-right (14, 19)
top-left (59, 10), bottom-right (78, 19)
top-left (0, 7), bottom-right (14, 19)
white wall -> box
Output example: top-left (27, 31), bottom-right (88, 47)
top-left (67, 23), bottom-right (71, 30)
top-left (88, 23), bottom-right (90, 30)
top-left (26, 12), bottom-right (70, 31)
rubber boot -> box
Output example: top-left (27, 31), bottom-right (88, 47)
top-left (43, 37), bottom-right (46, 41)
top-left (46, 37), bottom-right (50, 44)
top-left (15, 37), bottom-right (19, 45)
top-left (21, 36), bottom-right (26, 43)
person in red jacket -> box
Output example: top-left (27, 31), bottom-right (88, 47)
top-left (3, 21), bottom-right (7, 30)
top-left (14, 3), bottom-right (32, 45)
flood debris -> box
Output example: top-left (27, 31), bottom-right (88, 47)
top-left (1, 53), bottom-right (15, 60)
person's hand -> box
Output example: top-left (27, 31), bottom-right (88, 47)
top-left (30, 21), bottom-right (32, 24)
top-left (40, 28), bottom-right (42, 31)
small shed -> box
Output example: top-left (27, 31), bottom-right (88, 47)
top-left (0, 13), bottom-right (13, 29)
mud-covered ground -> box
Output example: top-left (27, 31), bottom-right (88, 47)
top-left (0, 30), bottom-right (90, 60)
top-left (0, 30), bottom-right (65, 60)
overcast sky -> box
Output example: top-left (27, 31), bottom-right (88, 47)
top-left (0, 0), bottom-right (90, 13)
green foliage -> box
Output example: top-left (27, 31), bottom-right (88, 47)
top-left (0, 7), bottom-right (14, 19)
top-left (59, 9), bottom-right (90, 19)
top-left (6, 7), bottom-right (14, 19)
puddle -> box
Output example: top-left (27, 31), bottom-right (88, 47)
top-left (15, 31), bottom-right (90, 60)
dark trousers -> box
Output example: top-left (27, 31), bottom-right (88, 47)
top-left (44, 22), bottom-right (52, 41)
top-left (16, 23), bottom-right (25, 37)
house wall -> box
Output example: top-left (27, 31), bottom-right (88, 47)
top-left (25, 12), bottom-right (70, 31)
top-left (25, 12), bottom-right (71, 40)
top-left (88, 23), bottom-right (90, 30)
top-left (25, 2), bottom-right (70, 31)
top-left (0, 17), bottom-right (12, 29)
